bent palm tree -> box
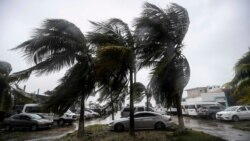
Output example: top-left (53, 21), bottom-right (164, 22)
top-left (224, 50), bottom-right (250, 104)
top-left (87, 19), bottom-right (136, 136)
top-left (12, 19), bottom-right (93, 138)
top-left (135, 2), bottom-right (190, 131)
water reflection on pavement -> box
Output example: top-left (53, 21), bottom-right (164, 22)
top-left (172, 116), bottom-right (250, 141)
top-left (26, 112), bottom-right (250, 141)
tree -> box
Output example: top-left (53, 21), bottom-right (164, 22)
top-left (224, 50), bottom-right (250, 104)
top-left (134, 2), bottom-right (190, 131)
top-left (12, 19), bottom-right (94, 138)
top-left (87, 19), bottom-right (136, 136)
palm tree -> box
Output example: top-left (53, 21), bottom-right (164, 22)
top-left (224, 50), bottom-right (250, 104)
top-left (87, 19), bottom-right (136, 136)
top-left (134, 2), bottom-right (190, 131)
top-left (0, 61), bottom-right (32, 122)
top-left (94, 45), bottom-right (133, 120)
top-left (12, 19), bottom-right (94, 138)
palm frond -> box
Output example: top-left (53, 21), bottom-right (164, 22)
top-left (88, 18), bottom-right (133, 48)
top-left (232, 51), bottom-right (250, 84)
top-left (12, 19), bottom-right (87, 76)
top-left (43, 62), bottom-right (95, 115)
top-left (149, 54), bottom-right (190, 107)
top-left (134, 2), bottom-right (189, 69)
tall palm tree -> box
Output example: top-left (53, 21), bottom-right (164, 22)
top-left (87, 19), bottom-right (136, 136)
top-left (134, 2), bottom-right (190, 131)
top-left (224, 50), bottom-right (250, 104)
top-left (12, 19), bottom-right (94, 138)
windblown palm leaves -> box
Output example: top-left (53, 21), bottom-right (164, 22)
top-left (225, 50), bottom-right (250, 104)
top-left (135, 2), bottom-right (189, 68)
top-left (43, 62), bottom-right (95, 115)
top-left (149, 55), bottom-right (190, 107)
top-left (12, 19), bottom-right (88, 82)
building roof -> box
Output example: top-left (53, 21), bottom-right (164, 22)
top-left (185, 87), bottom-right (207, 91)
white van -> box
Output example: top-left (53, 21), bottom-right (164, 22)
top-left (185, 102), bottom-right (221, 116)
top-left (22, 104), bottom-right (77, 126)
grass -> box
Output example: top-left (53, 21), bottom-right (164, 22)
top-left (232, 121), bottom-right (250, 131)
top-left (59, 124), bottom-right (225, 141)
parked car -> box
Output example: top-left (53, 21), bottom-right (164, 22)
top-left (184, 102), bottom-right (222, 116)
top-left (109, 111), bottom-right (172, 131)
top-left (197, 105), bottom-right (225, 119)
top-left (75, 109), bottom-right (94, 119)
top-left (216, 106), bottom-right (250, 121)
top-left (121, 106), bottom-right (154, 117)
top-left (22, 104), bottom-right (77, 126)
top-left (3, 113), bottom-right (53, 131)
top-left (85, 109), bottom-right (100, 117)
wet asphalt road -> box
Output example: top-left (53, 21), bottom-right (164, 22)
top-left (25, 112), bottom-right (250, 141)
top-left (172, 116), bottom-right (250, 141)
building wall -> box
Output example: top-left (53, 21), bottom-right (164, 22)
top-left (186, 87), bottom-right (207, 98)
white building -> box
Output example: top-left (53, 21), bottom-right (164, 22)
top-left (184, 85), bottom-right (228, 107)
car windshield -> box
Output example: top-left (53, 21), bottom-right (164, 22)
top-left (224, 106), bottom-right (238, 111)
top-left (29, 114), bottom-right (42, 120)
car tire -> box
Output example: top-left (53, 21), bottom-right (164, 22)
top-left (5, 124), bottom-right (12, 131)
top-left (155, 122), bottom-right (165, 130)
top-left (114, 123), bottom-right (124, 132)
top-left (58, 119), bottom-right (65, 126)
top-left (232, 115), bottom-right (239, 122)
top-left (210, 113), bottom-right (216, 120)
top-left (30, 125), bottom-right (38, 131)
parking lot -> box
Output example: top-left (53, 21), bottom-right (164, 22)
top-left (1, 112), bottom-right (250, 141)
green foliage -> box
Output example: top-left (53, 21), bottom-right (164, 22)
top-left (225, 50), bottom-right (250, 105)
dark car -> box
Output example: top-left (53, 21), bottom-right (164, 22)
top-left (197, 105), bottom-right (225, 119)
top-left (3, 113), bottom-right (53, 131)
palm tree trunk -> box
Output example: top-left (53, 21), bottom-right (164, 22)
top-left (77, 95), bottom-right (85, 138)
top-left (146, 95), bottom-right (149, 111)
top-left (176, 91), bottom-right (185, 132)
top-left (111, 92), bottom-right (114, 120)
top-left (129, 69), bottom-right (135, 136)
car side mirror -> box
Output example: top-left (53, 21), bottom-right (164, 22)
top-left (237, 109), bottom-right (241, 112)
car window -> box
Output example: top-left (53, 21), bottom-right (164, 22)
top-left (25, 106), bottom-right (42, 113)
top-left (188, 105), bottom-right (195, 109)
top-left (12, 115), bottom-right (21, 119)
top-left (209, 106), bottom-right (220, 110)
top-left (123, 108), bottom-right (130, 112)
top-left (137, 107), bottom-right (144, 111)
top-left (20, 115), bottom-right (31, 120)
top-left (148, 107), bottom-right (154, 111)
top-left (134, 113), bottom-right (156, 118)
top-left (29, 114), bottom-right (42, 120)
top-left (238, 107), bottom-right (247, 111)
top-left (247, 106), bottom-right (250, 110)
top-left (196, 105), bottom-right (201, 108)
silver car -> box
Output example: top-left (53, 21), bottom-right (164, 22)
top-left (109, 111), bottom-right (172, 131)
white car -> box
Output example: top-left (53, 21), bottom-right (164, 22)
top-left (85, 109), bottom-right (100, 117)
top-left (216, 106), bottom-right (250, 121)
top-left (120, 106), bottom-right (154, 117)
top-left (109, 111), bottom-right (172, 131)
top-left (22, 104), bottom-right (77, 126)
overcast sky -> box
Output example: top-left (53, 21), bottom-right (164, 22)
top-left (0, 0), bottom-right (250, 100)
